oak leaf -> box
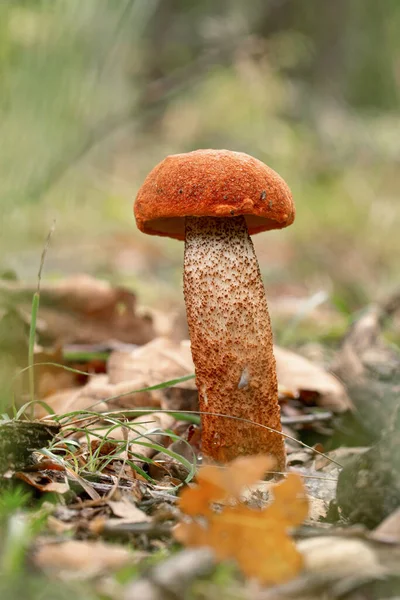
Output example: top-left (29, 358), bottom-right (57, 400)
top-left (174, 456), bottom-right (308, 585)
top-left (179, 455), bottom-right (276, 516)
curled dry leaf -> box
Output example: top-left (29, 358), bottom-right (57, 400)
top-left (41, 335), bottom-right (351, 421)
top-left (274, 346), bottom-right (352, 412)
top-left (36, 373), bottom-right (159, 417)
top-left (1, 274), bottom-right (155, 346)
top-left (35, 382), bottom-right (109, 418)
top-left (72, 374), bottom-right (161, 411)
top-left (108, 497), bottom-right (151, 523)
top-left (107, 337), bottom-right (350, 413)
top-left (107, 337), bottom-right (196, 410)
top-left (174, 455), bottom-right (309, 585)
top-left (15, 471), bottom-right (69, 494)
top-left (108, 337), bottom-right (194, 385)
top-left (107, 337), bottom-right (197, 411)
top-left (38, 335), bottom-right (350, 426)
top-left (42, 337), bottom-right (196, 416)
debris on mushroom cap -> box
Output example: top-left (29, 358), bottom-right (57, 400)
top-left (134, 149), bottom-right (295, 240)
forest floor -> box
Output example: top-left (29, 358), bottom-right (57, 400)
top-left (0, 234), bottom-right (399, 599)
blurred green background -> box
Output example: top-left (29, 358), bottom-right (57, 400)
top-left (1, 0), bottom-right (399, 310)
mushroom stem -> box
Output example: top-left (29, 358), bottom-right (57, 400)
top-left (184, 215), bottom-right (286, 468)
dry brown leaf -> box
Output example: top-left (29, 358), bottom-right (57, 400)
top-left (41, 338), bottom-right (193, 415)
top-left (108, 337), bottom-right (194, 384)
top-left (371, 507), bottom-right (400, 543)
top-left (298, 536), bottom-right (384, 578)
top-left (175, 456), bottom-right (308, 584)
top-left (46, 335), bottom-right (351, 421)
top-left (108, 497), bottom-right (151, 523)
top-left (73, 374), bottom-right (160, 411)
top-left (35, 386), bottom-right (108, 418)
top-left (102, 412), bottom-right (177, 460)
top-left (35, 347), bottom-right (80, 398)
top-left (274, 346), bottom-right (352, 411)
top-left (36, 373), bottom-right (155, 417)
top-left (15, 471), bottom-right (69, 494)
top-left (107, 338), bottom-right (351, 414)
top-left (34, 539), bottom-right (138, 578)
top-left (106, 338), bottom-right (198, 410)
top-left (1, 275), bottom-right (155, 346)
top-left (107, 337), bottom-right (196, 409)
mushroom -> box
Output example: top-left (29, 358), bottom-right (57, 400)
top-left (134, 149), bottom-right (294, 469)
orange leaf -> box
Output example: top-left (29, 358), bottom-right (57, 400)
top-left (179, 466), bottom-right (228, 516)
top-left (175, 455), bottom-right (308, 585)
top-left (178, 454), bottom-right (275, 516)
top-left (223, 455), bottom-right (276, 497)
top-left (267, 472), bottom-right (309, 527)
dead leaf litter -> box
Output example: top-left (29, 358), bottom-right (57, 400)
top-left (1, 277), bottom-right (400, 596)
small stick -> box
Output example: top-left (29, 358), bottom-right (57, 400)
top-left (281, 411), bottom-right (333, 426)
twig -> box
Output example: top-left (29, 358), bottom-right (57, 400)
top-left (281, 411), bottom-right (333, 426)
top-left (102, 519), bottom-right (172, 538)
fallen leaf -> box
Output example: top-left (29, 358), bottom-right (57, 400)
top-left (108, 497), bottom-right (151, 523)
top-left (34, 347), bottom-right (80, 399)
top-left (274, 346), bottom-right (352, 411)
top-left (179, 455), bottom-right (275, 516)
top-left (175, 456), bottom-right (308, 584)
top-left (37, 374), bottom-right (153, 417)
top-left (108, 337), bottom-right (194, 386)
top-left (15, 471), bottom-right (69, 494)
top-left (104, 412), bottom-right (177, 460)
top-left (0, 275), bottom-right (155, 346)
top-left (109, 340), bottom-right (350, 412)
top-left (34, 539), bottom-right (139, 579)
top-left (40, 336), bottom-right (351, 419)
top-left (176, 504), bottom-right (303, 583)
top-left (371, 507), bottom-right (400, 543)
top-left (106, 337), bottom-right (196, 410)
top-left (298, 536), bottom-right (384, 578)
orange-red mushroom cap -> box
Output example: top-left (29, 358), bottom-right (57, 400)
top-left (134, 149), bottom-right (295, 240)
